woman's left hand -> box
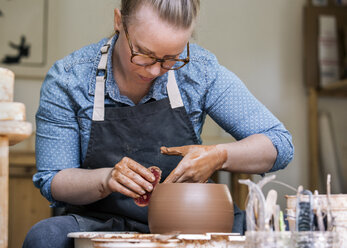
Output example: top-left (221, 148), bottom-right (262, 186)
top-left (161, 145), bottom-right (227, 183)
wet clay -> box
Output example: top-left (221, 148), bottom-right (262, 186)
top-left (148, 183), bottom-right (234, 234)
top-left (134, 166), bottom-right (162, 207)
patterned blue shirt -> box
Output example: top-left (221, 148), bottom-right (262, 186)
top-left (34, 35), bottom-right (294, 206)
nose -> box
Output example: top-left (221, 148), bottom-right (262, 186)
top-left (145, 62), bottom-right (162, 77)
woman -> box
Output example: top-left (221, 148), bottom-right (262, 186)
top-left (24, 0), bottom-right (294, 247)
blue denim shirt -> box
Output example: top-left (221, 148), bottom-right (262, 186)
top-left (34, 35), bottom-right (294, 206)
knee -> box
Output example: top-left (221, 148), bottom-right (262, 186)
top-left (23, 217), bottom-right (77, 248)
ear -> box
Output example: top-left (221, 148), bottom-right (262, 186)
top-left (114, 8), bottom-right (122, 33)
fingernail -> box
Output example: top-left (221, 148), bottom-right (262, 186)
top-left (141, 190), bottom-right (146, 195)
top-left (148, 185), bottom-right (153, 191)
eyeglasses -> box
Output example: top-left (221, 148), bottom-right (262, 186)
top-left (123, 22), bottom-right (190, 70)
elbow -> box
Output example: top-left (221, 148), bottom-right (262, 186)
top-left (266, 130), bottom-right (294, 173)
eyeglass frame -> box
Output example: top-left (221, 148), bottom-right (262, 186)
top-left (122, 21), bottom-right (190, 70)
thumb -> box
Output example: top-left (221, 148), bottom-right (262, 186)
top-left (160, 146), bottom-right (190, 156)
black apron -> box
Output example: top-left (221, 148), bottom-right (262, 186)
top-left (67, 38), bottom-right (246, 234)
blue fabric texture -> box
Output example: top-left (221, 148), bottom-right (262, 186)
top-left (34, 35), bottom-right (294, 207)
top-left (22, 216), bottom-right (79, 248)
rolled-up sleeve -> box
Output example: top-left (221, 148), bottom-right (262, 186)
top-left (204, 56), bottom-right (294, 172)
top-left (34, 60), bottom-right (81, 207)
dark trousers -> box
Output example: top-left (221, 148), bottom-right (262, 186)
top-left (22, 216), bottom-right (79, 248)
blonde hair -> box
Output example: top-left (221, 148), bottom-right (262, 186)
top-left (121, 0), bottom-right (200, 29)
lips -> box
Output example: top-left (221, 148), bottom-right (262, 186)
top-left (139, 75), bottom-right (155, 82)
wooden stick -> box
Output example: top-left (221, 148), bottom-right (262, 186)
top-left (0, 136), bottom-right (9, 248)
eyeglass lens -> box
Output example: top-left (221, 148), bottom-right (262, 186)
top-left (131, 55), bottom-right (185, 69)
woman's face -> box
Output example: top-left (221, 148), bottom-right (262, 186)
top-left (114, 4), bottom-right (193, 85)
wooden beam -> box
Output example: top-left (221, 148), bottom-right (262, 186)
top-left (0, 136), bottom-right (9, 248)
top-left (231, 173), bottom-right (250, 210)
top-left (308, 88), bottom-right (319, 191)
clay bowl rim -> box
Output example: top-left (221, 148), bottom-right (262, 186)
top-left (149, 183), bottom-right (232, 202)
top-left (150, 183), bottom-right (232, 193)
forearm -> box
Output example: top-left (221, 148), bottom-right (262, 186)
top-left (51, 167), bottom-right (113, 205)
top-left (218, 134), bottom-right (277, 174)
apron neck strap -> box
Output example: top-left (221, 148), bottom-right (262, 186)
top-left (167, 70), bottom-right (184, 109)
top-left (92, 38), bottom-right (184, 121)
top-left (92, 38), bottom-right (112, 121)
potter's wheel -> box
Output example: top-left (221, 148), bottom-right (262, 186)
top-left (68, 232), bottom-right (245, 248)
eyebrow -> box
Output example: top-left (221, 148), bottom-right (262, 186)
top-left (134, 43), bottom-right (182, 58)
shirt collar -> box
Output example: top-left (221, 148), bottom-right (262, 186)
top-left (89, 35), bottom-right (168, 105)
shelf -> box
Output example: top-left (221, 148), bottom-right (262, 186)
top-left (307, 0), bottom-right (347, 8)
top-left (305, 2), bottom-right (347, 191)
top-left (318, 79), bottom-right (347, 97)
top-left (0, 121), bottom-right (32, 146)
top-left (307, 5), bottom-right (347, 9)
top-left (304, 5), bottom-right (347, 89)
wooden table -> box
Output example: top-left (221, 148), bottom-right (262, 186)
top-left (0, 67), bottom-right (32, 248)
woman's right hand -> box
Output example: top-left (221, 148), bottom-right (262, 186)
top-left (107, 157), bottom-right (156, 199)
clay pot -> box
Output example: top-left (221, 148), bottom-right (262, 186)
top-left (148, 183), bottom-right (234, 234)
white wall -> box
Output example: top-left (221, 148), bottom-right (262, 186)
top-left (197, 0), bottom-right (308, 207)
top-left (11, 0), bottom-right (118, 149)
top-left (9, 0), bottom-right (347, 208)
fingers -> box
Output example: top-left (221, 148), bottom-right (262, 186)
top-left (160, 146), bottom-right (182, 156)
top-left (108, 178), bottom-right (140, 199)
top-left (112, 166), bottom-right (147, 195)
top-left (163, 168), bottom-right (181, 183)
top-left (164, 167), bottom-right (208, 183)
top-left (160, 146), bottom-right (190, 156)
top-left (163, 157), bottom-right (189, 183)
top-left (110, 157), bottom-right (155, 197)
top-left (163, 154), bottom-right (211, 183)
top-left (127, 159), bottom-right (155, 183)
